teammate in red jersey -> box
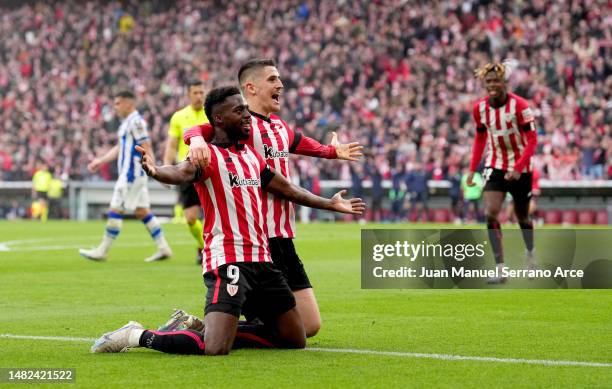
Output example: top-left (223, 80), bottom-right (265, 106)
top-left (466, 62), bottom-right (538, 284)
top-left (90, 86), bottom-right (365, 355)
top-left (183, 59), bottom-right (363, 337)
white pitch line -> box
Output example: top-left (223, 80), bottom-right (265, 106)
top-left (1, 334), bottom-right (95, 342)
top-left (0, 239), bottom-right (195, 252)
top-left (304, 347), bottom-right (612, 368)
top-left (0, 233), bottom-right (197, 253)
top-left (1, 334), bottom-right (610, 367)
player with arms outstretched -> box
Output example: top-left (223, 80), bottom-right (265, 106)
top-left (466, 62), bottom-right (538, 283)
top-left (91, 86), bottom-right (364, 356)
top-left (183, 59), bottom-right (363, 337)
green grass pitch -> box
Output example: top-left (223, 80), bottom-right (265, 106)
top-left (0, 221), bottom-right (610, 388)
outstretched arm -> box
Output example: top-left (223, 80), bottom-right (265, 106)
top-left (263, 167), bottom-right (365, 215)
top-left (135, 145), bottom-right (198, 185)
top-left (292, 131), bottom-right (363, 161)
top-left (327, 131), bottom-right (363, 161)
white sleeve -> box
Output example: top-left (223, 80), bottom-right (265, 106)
top-left (130, 117), bottom-right (149, 143)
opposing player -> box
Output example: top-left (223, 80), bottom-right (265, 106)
top-left (466, 62), bottom-right (538, 283)
top-left (79, 90), bottom-right (172, 263)
top-left (91, 86), bottom-right (365, 355)
top-left (163, 80), bottom-right (209, 264)
top-left (183, 59), bottom-right (363, 337)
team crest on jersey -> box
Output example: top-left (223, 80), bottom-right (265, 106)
top-left (263, 144), bottom-right (289, 159)
top-left (228, 171), bottom-right (260, 188)
top-left (226, 284), bottom-right (239, 297)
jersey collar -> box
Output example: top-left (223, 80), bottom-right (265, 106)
top-left (123, 110), bottom-right (139, 122)
top-left (487, 93), bottom-right (509, 108)
top-left (249, 110), bottom-right (271, 123)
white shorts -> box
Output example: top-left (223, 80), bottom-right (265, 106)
top-left (110, 176), bottom-right (150, 212)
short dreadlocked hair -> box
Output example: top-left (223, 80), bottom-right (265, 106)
top-left (474, 62), bottom-right (506, 80)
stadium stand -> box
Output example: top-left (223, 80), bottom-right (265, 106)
top-left (0, 0), bottom-right (610, 221)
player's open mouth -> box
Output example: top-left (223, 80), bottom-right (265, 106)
top-left (271, 93), bottom-right (280, 103)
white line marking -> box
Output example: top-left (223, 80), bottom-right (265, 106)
top-left (1, 334), bottom-right (95, 342)
top-left (305, 347), bottom-right (612, 367)
top-left (1, 334), bottom-right (610, 367)
top-left (0, 232), bottom-right (196, 253)
top-left (0, 239), bottom-right (195, 252)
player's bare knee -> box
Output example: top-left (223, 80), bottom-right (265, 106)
top-left (203, 335), bottom-right (232, 356)
top-left (205, 344), bottom-right (231, 356)
top-left (305, 327), bottom-right (319, 338)
top-left (304, 317), bottom-right (321, 338)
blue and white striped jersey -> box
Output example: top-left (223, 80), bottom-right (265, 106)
top-left (117, 110), bottom-right (149, 182)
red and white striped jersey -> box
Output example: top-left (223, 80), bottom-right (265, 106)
top-left (249, 112), bottom-right (297, 239)
top-left (472, 92), bottom-right (536, 173)
top-left (183, 111), bottom-right (337, 239)
top-left (194, 143), bottom-right (272, 273)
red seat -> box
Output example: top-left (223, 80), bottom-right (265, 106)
top-left (596, 209), bottom-right (608, 225)
top-left (544, 210), bottom-right (561, 224)
top-left (578, 210), bottom-right (595, 225)
top-left (562, 210), bottom-right (577, 225)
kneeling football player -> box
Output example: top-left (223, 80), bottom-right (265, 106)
top-left (91, 86), bottom-right (365, 355)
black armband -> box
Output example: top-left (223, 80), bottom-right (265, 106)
top-left (476, 126), bottom-right (487, 133)
top-left (521, 123), bottom-right (534, 132)
top-left (260, 165), bottom-right (275, 189)
top-left (289, 132), bottom-right (302, 153)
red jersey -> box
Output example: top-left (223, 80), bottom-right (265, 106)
top-left (185, 111), bottom-right (336, 239)
top-left (472, 92), bottom-right (536, 173)
top-left (194, 143), bottom-right (272, 273)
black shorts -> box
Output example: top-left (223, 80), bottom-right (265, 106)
top-left (203, 262), bottom-right (296, 319)
top-left (178, 182), bottom-right (200, 209)
top-left (483, 168), bottom-right (532, 203)
top-left (268, 237), bottom-right (312, 291)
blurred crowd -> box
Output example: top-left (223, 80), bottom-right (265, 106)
top-left (0, 0), bottom-right (610, 189)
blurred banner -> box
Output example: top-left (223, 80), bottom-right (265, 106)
top-left (361, 229), bottom-right (612, 289)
